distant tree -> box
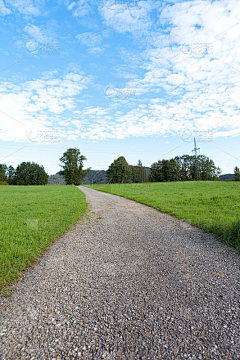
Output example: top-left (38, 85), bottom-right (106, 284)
top-left (174, 155), bottom-right (192, 181)
top-left (107, 156), bottom-right (130, 184)
top-left (149, 160), bottom-right (164, 182)
top-left (59, 148), bottom-right (90, 185)
top-left (106, 163), bottom-right (116, 184)
top-left (7, 165), bottom-right (15, 185)
top-left (129, 165), bottom-right (140, 183)
top-left (13, 162), bottom-right (49, 185)
top-left (0, 164), bottom-right (7, 182)
top-left (198, 155), bottom-right (220, 180)
top-left (129, 160), bottom-right (148, 183)
top-left (136, 160), bottom-right (148, 182)
top-left (149, 159), bottom-right (180, 182)
top-left (199, 155), bottom-right (221, 180)
top-left (167, 159), bottom-right (181, 181)
top-left (234, 166), bottom-right (240, 181)
top-left (190, 156), bottom-right (201, 180)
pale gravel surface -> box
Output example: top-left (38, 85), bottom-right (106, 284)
top-left (0, 186), bottom-right (239, 360)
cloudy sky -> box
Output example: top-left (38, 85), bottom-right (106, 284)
top-left (0, 0), bottom-right (239, 175)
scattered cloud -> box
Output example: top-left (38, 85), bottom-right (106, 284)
top-left (0, 71), bottom-right (91, 142)
top-left (1, 0), bottom-right (42, 16)
top-left (24, 24), bottom-right (49, 42)
top-left (0, 0), bottom-right (11, 15)
top-left (100, 1), bottom-right (153, 33)
top-left (0, 0), bottom-right (239, 157)
top-left (66, 0), bottom-right (92, 17)
top-left (76, 31), bottom-right (107, 54)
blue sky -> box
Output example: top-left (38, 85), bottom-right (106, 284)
top-left (0, 0), bottom-right (239, 175)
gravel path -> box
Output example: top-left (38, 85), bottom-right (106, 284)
top-left (0, 186), bottom-right (239, 360)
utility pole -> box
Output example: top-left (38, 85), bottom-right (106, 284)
top-left (192, 137), bottom-right (200, 180)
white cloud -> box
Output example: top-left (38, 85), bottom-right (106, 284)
top-left (213, 128), bottom-right (240, 138)
top-left (24, 24), bottom-right (49, 42)
top-left (66, 0), bottom-right (92, 17)
top-left (76, 32), bottom-right (107, 54)
top-left (67, 1), bottom-right (76, 11)
top-left (100, 1), bottom-right (153, 33)
top-left (0, 0), bottom-right (11, 15)
top-left (76, 32), bottom-right (102, 46)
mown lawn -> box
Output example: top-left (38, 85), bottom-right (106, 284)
top-left (86, 181), bottom-right (240, 251)
top-left (0, 185), bottom-right (87, 296)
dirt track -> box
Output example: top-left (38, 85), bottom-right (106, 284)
top-left (0, 186), bottom-right (239, 359)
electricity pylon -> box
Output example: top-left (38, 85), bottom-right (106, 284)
top-left (192, 137), bottom-right (200, 180)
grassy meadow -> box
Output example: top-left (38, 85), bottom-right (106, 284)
top-left (87, 181), bottom-right (240, 251)
top-left (0, 185), bottom-right (87, 296)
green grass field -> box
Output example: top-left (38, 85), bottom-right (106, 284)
top-left (0, 185), bottom-right (87, 296)
top-left (87, 182), bottom-right (240, 251)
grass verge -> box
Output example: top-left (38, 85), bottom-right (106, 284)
top-left (0, 185), bottom-right (87, 296)
top-left (86, 182), bottom-right (240, 251)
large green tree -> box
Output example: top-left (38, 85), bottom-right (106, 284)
top-left (107, 156), bottom-right (130, 184)
top-left (0, 164), bottom-right (7, 182)
top-left (59, 148), bottom-right (90, 185)
top-left (234, 166), bottom-right (240, 181)
top-left (13, 162), bottom-right (49, 185)
top-left (198, 155), bottom-right (221, 180)
top-left (7, 165), bottom-right (15, 185)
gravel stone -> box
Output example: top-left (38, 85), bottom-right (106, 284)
top-left (0, 186), bottom-right (239, 359)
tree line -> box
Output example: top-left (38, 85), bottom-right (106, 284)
top-left (149, 155), bottom-right (222, 182)
top-left (106, 154), bottom-right (224, 183)
top-left (1, 148), bottom-right (240, 185)
top-left (0, 162), bottom-right (49, 185)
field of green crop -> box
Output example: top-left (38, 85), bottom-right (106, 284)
top-left (87, 182), bottom-right (240, 251)
top-left (0, 185), bottom-right (87, 296)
